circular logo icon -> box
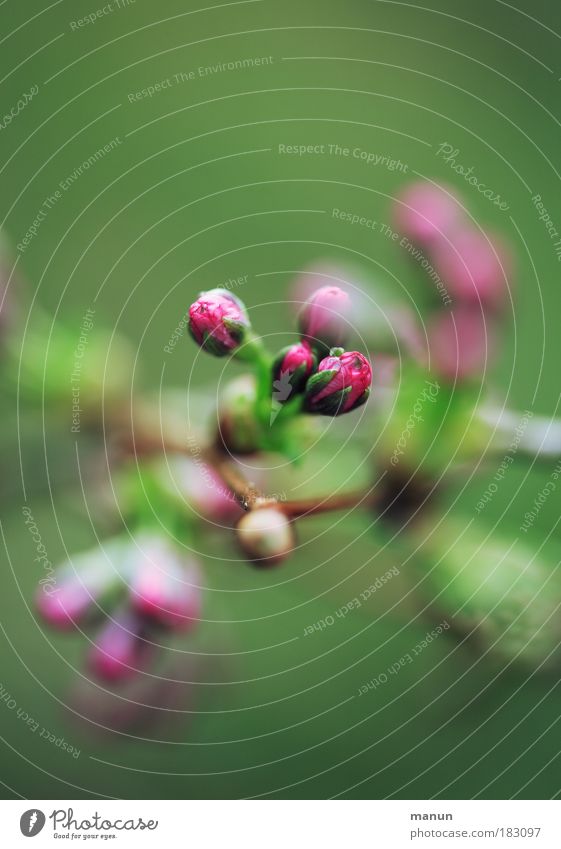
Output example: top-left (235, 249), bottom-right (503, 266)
top-left (20, 810), bottom-right (46, 837)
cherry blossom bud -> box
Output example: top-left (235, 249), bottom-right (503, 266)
top-left (290, 264), bottom-right (354, 313)
top-left (298, 286), bottom-right (352, 352)
top-left (393, 182), bottom-right (464, 245)
top-left (431, 229), bottom-right (510, 310)
top-left (88, 609), bottom-right (150, 682)
top-left (36, 541), bottom-right (124, 630)
top-left (156, 456), bottom-right (241, 523)
top-left (129, 537), bottom-right (202, 632)
top-left (304, 349), bottom-right (372, 416)
top-left (272, 340), bottom-right (316, 399)
top-left (427, 307), bottom-right (494, 382)
top-left (236, 507), bottom-right (295, 566)
top-left (188, 288), bottom-right (250, 356)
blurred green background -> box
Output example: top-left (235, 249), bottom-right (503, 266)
top-left (1, 0), bottom-right (561, 799)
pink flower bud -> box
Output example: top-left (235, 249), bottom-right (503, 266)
top-left (298, 286), bottom-right (352, 352)
top-left (36, 543), bottom-right (123, 630)
top-left (427, 307), bottom-right (494, 382)
top-left (431, 229), bottom-right (510, 310)
top-left (129, 537), bottom-right (202, 632)
top-left (157, 456), bottom-right (241, 523)
top-left (236, 507), bottom-right (295, 566)
top-left (393, 182), bottom-right (464, 245)
top-left (272, 340), bottom-right (316, 398)
top-left (88, 609), bottom-right (150, 683)
top-left (304, 349), bottom-right (372, 416)
top-left (188, 288), bottom-right (250, 356)
top-left (290, 264), bottom-right (354, 312)
top-left (37, 581), bottom-right (93, 630)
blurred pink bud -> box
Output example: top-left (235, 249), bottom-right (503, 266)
top-left (36, 544), bottom-right (122, 630)
top-left (372, 354), bottom-right (398, 392)
top-left (37, 582), bottom-right (93, 630)
top-left (162, 456), bottom-right (241, 523)
top-left (431, 229), bottom-right (510, 310)
top-left (290, 265), bottom-right (353, 310)
top-left (88, 609), bottom-right (149, 682)
top-left (290, 263), bottom-right (428, 360)
top-left (236, 507), bottom-right (295, 566)
top-left (394, 182), bottom-right (464, 245)
top-left (385, 305), bottom-right (426, 362)
top-left (427, 307), bottom-right (494, 382)
top-left (298, 286), bottom-right (352, 351)
top-left (272, 340), bottom-right (316, 397)
top-left (304, 349), bottom-right (372, 415)
top-left (129, 538), bottom-right (202, 632)
top-left (188, 288), bottom-right (250, 356)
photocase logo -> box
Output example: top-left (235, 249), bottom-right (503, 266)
top-left (270, 370), bottom-right (294, 425)
top-left (20, 810), bottom-right (46, 837)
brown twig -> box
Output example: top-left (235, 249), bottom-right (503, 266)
top-left (202, 444), bottom-right (266, 510)
top-left (281, 489), bottom-right (378, 519)
top-left (113, 419), bottom-right (377, 520)
top-left (203, 443), bottom-right (376, 519)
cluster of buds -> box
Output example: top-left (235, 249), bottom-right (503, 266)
top-left (276, 288), bottom-right (372, 415)
top-left (186, 283), bottom-right (373, 566)
top-left (37, 534), bottom-right (202, 682)
top-left (188, 284), bottom-right (372, 419)
top-left (394, 181), bottom-right (512, 381)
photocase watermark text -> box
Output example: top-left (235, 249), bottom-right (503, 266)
top-left (0, 84), bottom-right (39, 131)
top-left (358, 621), bottom-right (450, 695)
top-left (436, 143), bottom-right (509, 210)
top-left (17, 138), bottom-right (123, 253)
top-left (531, 194), bottom-right (561, 262)
top-left (520, 459), bottom-right (561, 532)
top-left (389, 380), bottom-right (440, 466)
top-left (279, 142), bottom-right (408, 172)
top-left (0, 684), bottom-right (80, 758)
top-left (128, 57), bottom-right (274, 102)
top-left (303, 567), bottom-right (399, 636)
top-left (22, 506), bottom-right (57, 595)
top-left (476, 410), bottom-right (533, 513)
top-left (69, 0), bottom-right (135, 31)
top-left (71, 308), bottom-right (96, 433)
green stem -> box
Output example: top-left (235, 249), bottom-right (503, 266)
top-left (273, 393), bottom-right (304, 426)
top-left (234, 333), bottom-right (273, 430)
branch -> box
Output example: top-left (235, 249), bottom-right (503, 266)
top-left (112, 414), bottom-right (378, 520)
top-left (203, 444), bottom-right (376, 519)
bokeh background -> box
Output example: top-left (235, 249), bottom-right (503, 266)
top-left (1, 0), bottom-right (561, 799)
